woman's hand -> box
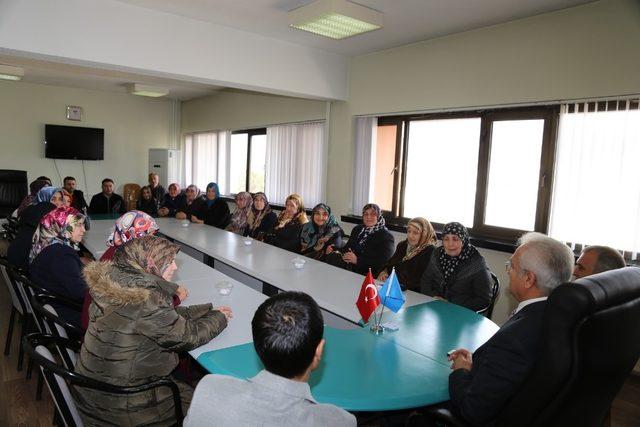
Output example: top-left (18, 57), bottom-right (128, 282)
top-left (175, 285), bottom-right (188, 302)
top-left (158, 207), bottom-right (169, 217)
top-left (191, 215), bottom-right (204, 224)
top-left (216, 306), bottom-right (233, 320)
top-left (325, 245), bottom-right (334, 254)
top-left (342, 250), bottom-right (357, 265)
top-left (175, 212), bottom-right (187, 220)
top-left (377, 271), bottom-right (389, 281)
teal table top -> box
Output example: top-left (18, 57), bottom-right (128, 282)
top-left (197, 301), bottom-right (499, 411)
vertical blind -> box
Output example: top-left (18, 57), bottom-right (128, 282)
top-left (549, 100), bottom-right (640, 255)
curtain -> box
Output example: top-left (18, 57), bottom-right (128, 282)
top-left (183, 131), bottom-right (229, 193)
top-left (265, 122), bottom-right (325, 206)
top-left (549, 101), bottom-right (640, 254)
top-left (352, 116), bottom-right (378, 214)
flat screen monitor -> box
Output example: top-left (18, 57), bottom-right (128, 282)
top-left (45, 124), bottom-right (104, 160)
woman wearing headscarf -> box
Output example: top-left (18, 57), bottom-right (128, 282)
top-left (7, 186), bottom-right (64, 269)
top-left (158, 183), bottom-right (187, 217)
top-left (326, 203), bottom-right (394, 276)
top-left (15, 178), bottom-right (50, 216)
top-left (136, 185), bottom-right (158, 216)
top-left (299, 203), bottom-right (344, 261)
top-left (244, 192), bottom-right (277, 239)
top-left (419, 222), bottom-right (493, 312)
top-left (28, 206), bottom-right (87, 328)
top-left (176, 184), bottom-right (205, 220)
top-left (76, 235), bottom-right (232, 426)
top-left (81, 210), bottom-right (169, 331)
top-left (192, 182), bottom-right (231, 229)
top-left (377, 217), bottom-right (437, 292)
top-left (226, 191), bottom-right (253, 234)
top-left (263, 193), bottom-right (308, 252)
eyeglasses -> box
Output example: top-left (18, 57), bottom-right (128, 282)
top-left (505, 260), bottom-right (513, 273)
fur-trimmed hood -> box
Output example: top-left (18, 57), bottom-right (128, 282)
top-left (83, 261), bottom-right (150, 305)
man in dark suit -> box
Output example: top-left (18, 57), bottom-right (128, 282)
top-left (88, 178), bottom-right (126, 215)
top-left (447, 232), bottom-right (574, 426)
top-left (63, 176), bottom-right (88, 212)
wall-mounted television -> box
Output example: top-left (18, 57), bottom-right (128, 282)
top-left (45, 124), bottom-right (104, 160)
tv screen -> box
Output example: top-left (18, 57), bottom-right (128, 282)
top-left (45, 124), bottom-right (104, 160)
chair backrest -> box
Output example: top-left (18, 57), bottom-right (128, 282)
top-left (476, 272), bottom-right (500, 319)
top-left (497, 266), bottom-right (640, 427)
top-left (36, 299), bottom-right (79, 369)
top-left (34, 342), bottom-right (84, 427)
top-left (123, 183), bottom-right (141, 212)
top-left (0, 170), bottom-right (27, 217)
top-left (23, 333), bottom-right (184, 425)
top-left (0, 257), bottom-right (24, 315)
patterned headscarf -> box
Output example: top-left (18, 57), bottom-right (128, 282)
top-left (107, 210), bottom-right (159, 248)
top-left (34, 186), bottom-right (63, 204)
top-left (205, 182), bottom-right (220, 207)
top-left (113, 235), bottom-right (180, 277)
top-left (437, 222), bottom-right (478, 285)
top-left (29, 206), bottom-right (85, 262)
top-left (356, 203), bottom-right (386, 247)
top-left (247, 192), bottom-right (272, 232)
top-left (300, 203), bottom-right (341, 252)
top-left (402, 217), bottom-right (437, 262)
top-left (227, 191), bottom-right (253, 234)
top-left (185, 185), bottom-right (201, 203)
top-left (275, 193), bottom-right (308, 229)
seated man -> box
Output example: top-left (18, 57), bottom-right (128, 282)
top-left (158, 183), bottom-right (186, 217)
top-left (446, 232), bottom-right (574, 426)
top-left (88, 178), bottom-right (126, 215)
top-left (63, 176), bottom-right (88, 212)
top-left (184, 291), bottom-right (356, 427)
top-left (573, 245), bottom-right (626, 279)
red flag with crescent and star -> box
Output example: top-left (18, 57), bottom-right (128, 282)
top-left (355, 269), bottom-right (380, 323)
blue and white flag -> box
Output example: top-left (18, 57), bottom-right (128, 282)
top-left (378, 268), bottom-right (405, 313)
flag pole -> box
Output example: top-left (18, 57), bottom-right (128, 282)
top-left (376, 268), bottom-right (395, 330)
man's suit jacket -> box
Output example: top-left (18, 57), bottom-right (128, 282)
top-left (449, 300), bottom-right (547, 426)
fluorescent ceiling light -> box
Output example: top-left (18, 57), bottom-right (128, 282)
top-left (127, 83), bottom-right (169, 97)
top-left (289, 0), bottom-right (383, 40)
top-left (0, 64), bottom-right (24, 81)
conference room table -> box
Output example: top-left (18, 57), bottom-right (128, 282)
top-left (84, 217), bottom-right (499, 411)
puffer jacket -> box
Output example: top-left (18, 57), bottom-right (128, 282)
top-left (75, 261), bottom-right (228, 426)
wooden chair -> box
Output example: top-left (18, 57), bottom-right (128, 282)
top-left (122, 183), bottom-right (141, 212)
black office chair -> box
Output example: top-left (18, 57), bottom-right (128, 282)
top-left (23, 333), bottom-right (185, 427)
top-left (429, 266), bottom-right (640, 427)
top-left (0, 170), bottom-right (27, 217)
top-left (476, 272), bottom-right (500, 319)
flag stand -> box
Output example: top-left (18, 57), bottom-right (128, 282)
top-left (370, 268), bottom-right (396, 335)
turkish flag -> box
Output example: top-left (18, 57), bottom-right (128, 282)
top-left (355, 270), bottom-right (380, 324)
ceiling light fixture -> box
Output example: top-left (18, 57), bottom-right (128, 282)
top-left (0, 64), bottom-right (24, 81)
top-left (126, 83), bottom-right (169, 97)
top-left (289, 0), bottom-right (383, 40)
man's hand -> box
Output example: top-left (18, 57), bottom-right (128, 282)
top-left (448, 348), bottom-right (473, 371)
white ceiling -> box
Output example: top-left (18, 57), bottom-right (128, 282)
top-left (0, 54), bottom-right (223, 101)
top-left (1, 0), bottom-right (596, 100)
top-left (114, 0), bottom-right (596, 56)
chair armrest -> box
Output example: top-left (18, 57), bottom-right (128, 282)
top-left (426, 407), bottom-right (469, 427)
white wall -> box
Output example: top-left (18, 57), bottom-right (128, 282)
top-left (325, 0), bottom-right (640, 322)
top-left (181, 90), bottom-right (327, 134)
top-left (0, 0), bottom-right (348, 100)
top-left (0, 80), bottom-right (175, 196)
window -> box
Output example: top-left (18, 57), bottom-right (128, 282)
top-left (549, 101), bottom-right (640, 253)
top-left (184, 131), bottom-right (227, 192)
top-left (362, 106), bottom-right (558, 242)
top-left (229, 128), bottom-right (267, 194)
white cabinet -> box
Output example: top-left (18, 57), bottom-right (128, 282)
top-left (148, 149), bottom-right (180, 188)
